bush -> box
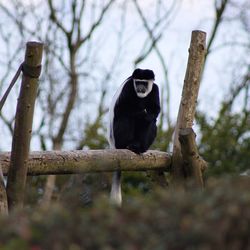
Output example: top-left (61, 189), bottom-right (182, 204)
top-left (0, 177), bottom-right (250, 250)
top-left (197, 110), bottom-right (250, 176)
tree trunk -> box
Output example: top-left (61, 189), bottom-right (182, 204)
top-left (6, 42), bottom-right (43, 210)
top-left (42, 143), bottom-right (61, 208)
top-left (42, 175), bottom-right (56, 208)
top-left (42, 49), bottom-right (78, 207)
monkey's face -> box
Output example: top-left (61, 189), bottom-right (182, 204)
top-left (133, 79), bottom-right (153, 98)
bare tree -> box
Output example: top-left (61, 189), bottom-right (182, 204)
top-left (0, 0), bottom-right (116, 206)
top-left (133, 0), bottom-right (181, 129)
top-left (41, 0), bottom-right (115, 206)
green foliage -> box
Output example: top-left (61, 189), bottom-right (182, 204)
top-left (83, 118), bottom-right (109, 150)
top-left (1, 177), bottom-right (250, 249)
top-left (122, 171), bottom-right (152, 195)
top-left (153, 125), bottom-right (174, 152)
top-left (197, 109), bottom-right (250, 176)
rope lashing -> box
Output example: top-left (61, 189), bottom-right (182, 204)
top-left (0, 62), bottom-right (42, 112)
top-left (21, 63), bottom-right (42, 79)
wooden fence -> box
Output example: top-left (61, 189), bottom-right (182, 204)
top-left (0, 30), bottom-right (207, 214)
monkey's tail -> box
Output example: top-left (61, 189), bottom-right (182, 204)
top-left (110, 170), bottom-right (122, 206)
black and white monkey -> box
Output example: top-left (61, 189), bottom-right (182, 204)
top-left (108, 68), bottom-right (161, 205)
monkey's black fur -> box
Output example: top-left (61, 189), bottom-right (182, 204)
top-left (111, 69), bottom-right (160, 154)
top-left (109, 68), bottom-right (160, 205)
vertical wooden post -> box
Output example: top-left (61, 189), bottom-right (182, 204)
top-left (6, 42), bottom-right (43, 210)
top-left (179, 128), bottom-right (207, 187)
top-left (172, 30), bottom-right (206, 186)
top-left (0, 168), bottom-right (8, 215)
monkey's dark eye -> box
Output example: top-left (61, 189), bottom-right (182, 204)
top-left (135, 80), bottom-right (148, 87)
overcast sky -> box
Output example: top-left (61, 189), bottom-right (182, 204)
top-left (0, 0), bottom-right (249, 150)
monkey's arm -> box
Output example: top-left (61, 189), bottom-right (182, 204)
top-left (144, 84), bottom-right (161, 122)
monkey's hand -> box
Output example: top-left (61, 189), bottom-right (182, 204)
top-left (127, 142), bottom-right (146, 154)
top-left (134, 109), bottom-right (156, 122)
top-left (133, 109), bottom-right (156, 122)
top-left (133, 109), bottom-right (147, 119)
top-left (139, 109), bottom-right (156, 122)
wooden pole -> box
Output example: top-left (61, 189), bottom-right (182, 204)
top-left (172, 30), bottom-right (206, 185)
top-left (6, 42), bottom-right (43, 210)
top-left (179, 128), bottom-right (208, 187)
top-left (0, 150), bottom-right (171, 176)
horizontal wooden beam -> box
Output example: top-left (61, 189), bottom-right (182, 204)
top-left (0, 150), bottom-right (172, 176)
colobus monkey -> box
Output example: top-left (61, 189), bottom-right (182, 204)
top-left (108, 68), bottom-right (161, 205)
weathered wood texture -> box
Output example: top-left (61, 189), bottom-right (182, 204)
top-left (0, 169), bottom-right (8, 215)
top-left (6, 42), bottom-right (43, 210)
top-left (172, 30), bottom-right (206, 181)
top-left (0, 150), bottom-right (171, 175)
top-left (179, 128), bottom-right (208, 187)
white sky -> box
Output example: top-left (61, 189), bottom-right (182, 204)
top-left (0, 0), bottom-right (249, 150)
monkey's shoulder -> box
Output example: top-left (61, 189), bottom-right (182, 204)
top-left (148, 83), bottom-right (159, 98)
top-left (152, 83), bottom-right (159, 92)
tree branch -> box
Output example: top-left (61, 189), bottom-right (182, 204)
top-left (206, 0), bottom-right (229, 59)
top-left (78, 0), bottom-right (115, 46)
top-left (133, 0), bottom-right (172, 126)
top-left (47, 0), bottom-right (70, 36)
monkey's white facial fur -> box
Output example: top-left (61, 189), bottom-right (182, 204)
top-left (133, 79), bottom-right (153, 98)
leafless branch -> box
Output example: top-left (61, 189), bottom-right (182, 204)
top-left (206, 0), bottom-right (229, 58)
top-left (79, 0), bottom-right (115, 46)
top-left (0, 113), bottom-right (14, 135)
top-left (47, 0), bottom-right (70, 36)
top-left (134, 0), bottom-right (180, 66)
top-left (133, 0), bottom-right (172, 127)
top-left (210, 41), bottom-right (250, 53)
top-left (77, 0), bottom-right (86, 42)
top-left (220, 66), bottom-right (250, 114)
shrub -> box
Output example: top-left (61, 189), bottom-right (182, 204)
top-left (0, 177), bottom-right (250, 250)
